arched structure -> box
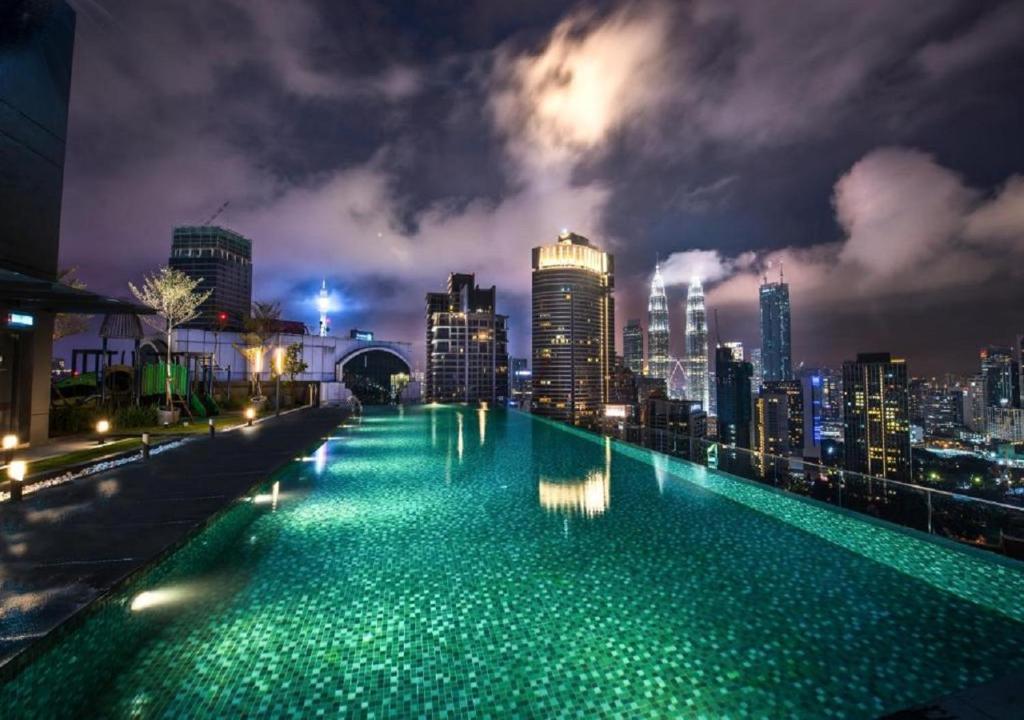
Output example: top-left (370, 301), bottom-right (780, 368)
top-left (335, 345), bottom-right (412, 405)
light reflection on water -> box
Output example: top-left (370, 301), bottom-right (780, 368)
top-left (537, 437), bottom-right (612, 518)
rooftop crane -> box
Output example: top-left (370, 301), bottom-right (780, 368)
top-left (201, 200), bottom-right (230, 226)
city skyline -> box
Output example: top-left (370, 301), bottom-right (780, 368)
top-left (47, 0), bottom-right (1024, 375)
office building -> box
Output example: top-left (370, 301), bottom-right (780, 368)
top-left (510, 357), bottom-right (531, 407)
top-left (961, 375), bottom-right (987, 434)
top-left (763, 379), bottom-right (804, 455)
top-left (0, 2), bottom-right (144, 444)
top-left (623, 319), bottom-right (644, 375)
top-left (987, 407), bottom-right (1024, 442)
top-left (715, 345), bottom-right (753, 448)
top-left (531, 231), bottom-right (614, 425)
top-left (842, 353), bottom-right (911, 482)
top-left (647, 264), bottom-right (669, 381)
top-left (642, 397), bottom-right (707, 458)
top-left (684, 276), bottom-right (710, 412)
top-left (169, 226), bottom-right (253, 331)
top-left (425, 273), bottom-right (509, 405)
top-left (980, 345), bottom-right (1020, 410)
top-left (754, 389), bottom-right (789, 456)
top-left (750, 348), bottom-right (763, 393)
top-left (759, 271), bottom-right (792, 382)
top-left (800, 367), bottom-right (842, 456)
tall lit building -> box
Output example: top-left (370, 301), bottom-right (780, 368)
top-left (754, 388), bottom-right (789, 456)
top-left (531, 231), bottom-right (614, 425)
top-left (842, 353), bottom-right (911, 482)
top-left (647, 264), bottom-right (669, 381)
top-left (763, 379), bottom-right (804, 455)
top-left (169, 226), bottom-right (253, 331)
top-left (425, 273), bottom-right (509, 405)
top-left (759, 271), bottom-right (792, 382)
top-left (961, 375), bottom-right (987, 434)
top-left (980, 345), bottom-right (1020, 410)
top-left (750, 348), bottom-right (764, 392)
top-left (684, 276), bottom-right (710, 411)
top-left (623, 319), bottom-right (644, 375)
top-left (715, 345), bottom-right (753, 448)
top-left (800, 367), bottom-right (841, 456)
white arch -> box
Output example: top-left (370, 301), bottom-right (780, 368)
top-left (335, 344), bottom-right (411, 378)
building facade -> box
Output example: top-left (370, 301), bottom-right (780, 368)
top-left (763, 379), bottom-right (804, 455)
top-left (754, 389), bottom-right (789, 456)
top-left (169, 226), bottom-right (253, 331)
top-left (623, 319), bottom-right (644, 375)
top-left (980, 345), bottom-right (1020, 411)
top-left (425, 273), bottom-right (509, 405)
top-left (642, 397), bottom-right (707, 458)
top-left (842, 353), bottom-right (911, 481)
top-left (684, 277), bottom-right (710, 412)
top-left (759, 273), bottom-right (792, 382)
top-left (647, 264), bottom-right (669, 382)
top-left (531, 231), bottom-right (614, 425)
top-left (715, 345), bottom-right (753, 448)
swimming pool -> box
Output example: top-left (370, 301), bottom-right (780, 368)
top-left (3, 406), bottom-right (1024, 718)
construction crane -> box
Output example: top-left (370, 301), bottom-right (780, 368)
top-left (201, 201), bottom-right (230, 226)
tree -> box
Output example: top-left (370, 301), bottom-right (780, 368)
top-left (129, 267), bottom-right (212, 410)
top-left (234, 301), bottom-right (281, 398)
top-left (284, 342), bottom-right (308, 382)
top-left (52, 268), bottom-right (91, 341)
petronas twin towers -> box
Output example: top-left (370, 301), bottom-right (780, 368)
top-left (646, 263), bottom-right (709, 410)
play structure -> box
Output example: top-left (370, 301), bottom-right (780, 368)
top-left (53, 313), bottom-right (222, 420)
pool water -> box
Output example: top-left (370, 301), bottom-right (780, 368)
top-left (4, 406), bottom-right (1024, 719)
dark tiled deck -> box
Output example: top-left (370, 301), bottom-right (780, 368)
top-left (0, 406), bottom-right (346, 667)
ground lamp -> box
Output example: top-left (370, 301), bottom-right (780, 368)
top-left (2, 433), bottom-right (16, 465)
top-left (96, 419), bottom-right (111, 445)
top-left (8, 459), bottom-right (26, 501)
top-left (246, 407), bottom-right (256, 426)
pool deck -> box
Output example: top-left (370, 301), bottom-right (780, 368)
top-left (0, 405), bottom-right (347, 668)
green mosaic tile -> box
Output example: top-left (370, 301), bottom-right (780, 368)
top-left (3, 406), bottom-right (1024, 719)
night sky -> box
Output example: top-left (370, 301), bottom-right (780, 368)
top-left (57, 0), bottom-right (1024, 375)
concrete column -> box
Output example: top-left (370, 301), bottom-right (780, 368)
top-left (28, 312), bottom-right (55, 445)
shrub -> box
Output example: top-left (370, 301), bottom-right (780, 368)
top-left (113, 405), bottom-right (159, 429)
top-left (49, 404), bottom-right (98, 435)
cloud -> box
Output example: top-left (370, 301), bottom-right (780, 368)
top-left (916, 2), bottom-right (1024, 80)
top-left (659, 249), bottom-right (754, 287)
top-left (683, 147), bottom-right (1024, 312)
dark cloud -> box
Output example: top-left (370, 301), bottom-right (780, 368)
top-left (58, 0), bottom-right (1024, 374)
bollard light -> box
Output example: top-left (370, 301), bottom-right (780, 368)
top-left (2, 433), bottom-right (16, 465)
top-left (96, 419), bottom-right (111, 445)
top-left (208, 417), bottom-right (215, 437)
top-left (141, 432), bottom-right (150, 460)
top-left (245, 407), bottom-right (256, 426)
top-left (8, 459), bottom-right (26, 502)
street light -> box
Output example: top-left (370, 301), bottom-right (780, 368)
top-left (96, 419), bottom-right (111, 445)
top-left (2, 434), bottom-right (16, 465)
top-left (273, 346), bottom-right (285, 416)
top-left (245, 407), bottom-right (256, 426)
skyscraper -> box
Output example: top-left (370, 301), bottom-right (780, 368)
top-left (169, 226), bottom-right (253, 330)
top-left (842, 353), bottom-right (911, 482)
top-left (762, 379), bottom-right (804, 455)
top-left (759, 271), bottom-right (792, 382)
top-left (647, 264), bottom-right (669, 381)
top-left (715, 345), bottom-right (753, 448)
top-left (750, 348), bottom-right (764, 392)
top-left (980, 345), bottom-right (1020, 410)
top-left (425, 273), bottom-right (509, 405)
top-left (754, 389), bottom-right (789, 456)
top-left (623, 319), bottom-right (644, 375)
top-left (684, 277), bottom-right (710, 412)
top-left (531, 231), bottom-right (614, 425)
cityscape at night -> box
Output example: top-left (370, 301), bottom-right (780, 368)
top-left (2, 1), bottom-right (1024, 718)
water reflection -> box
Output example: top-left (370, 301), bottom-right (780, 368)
top-left (478, 407), bottom-right (487, 446)
top-left (314, 444), bottom-right (327, 475)
top-left (537, 437), bottom-right (612, 518)
top-left (456, 412), bottom-right (464, 462)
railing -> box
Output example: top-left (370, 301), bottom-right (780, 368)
top-left (671, 436), bottom-right (1024, 558)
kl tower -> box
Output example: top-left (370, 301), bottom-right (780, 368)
top-left (317, 279), bottom-right (330, 336)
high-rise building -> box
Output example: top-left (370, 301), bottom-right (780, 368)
top-left (799, 367), bottom-right (841, 456)
top-left (961, 375), bottom-right (987, 434)
top-left (750, 348), bottom-right (763, 393)
top-left (980, 345), bottom-right (1020, 410)
top-left (754, 389), bottom-right (789, 456)
top-left (169, 226), bottom-right (253, 331)
top-left (623, 319), bottom-right (644, 375)
top-left (531, 231), bottom-right (614, 425)
top-left (510, 357), bottom-right (531, 407)
top-left (642, 397), bottom-right (707, 458)
top-left (684, 277), bottom-right (710, 412)
top-left (715, 345), bottom-right (753, 448)
top-left (647, 264), bottom-right (669, 381)
top-left (759, 271), bottom-right (792, 382)
top-left (721, 341), bottom-right (744, 361)
top-left (987, 407), bottom-right (1024, 442)
top-left (0, 2), bottom-right (144, 444)
top-left (763, 379), bottom-right (804, 454)
top-left (425, 273), bottom-right (509, 405)
top-left (842, 353), bottom-right (911, 482)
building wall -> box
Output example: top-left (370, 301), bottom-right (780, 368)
top-left (842, 354), bottom-right (911, 481)
top-left (170, 226), bottom-right (253, 331)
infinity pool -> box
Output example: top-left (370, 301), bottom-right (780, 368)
top-left (4, 406), bottom-right (1024, 718)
